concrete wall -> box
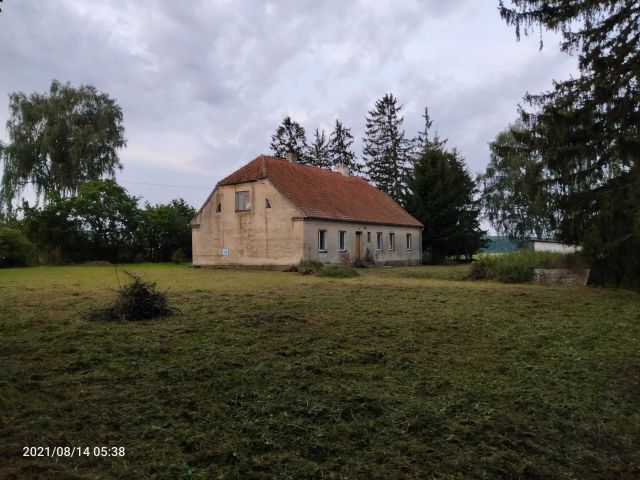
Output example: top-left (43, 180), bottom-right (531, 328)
top-left (302, 219), bottom-right (422, 266)
top-left (191, 179), bottom-right (304, 267)
top-left (532, 241), bottom-right (582, 254)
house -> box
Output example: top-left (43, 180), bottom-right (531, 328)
top-left (531, 239), bottom-right (582, 254)
top-left (190, 154), bottom-right (423, 269)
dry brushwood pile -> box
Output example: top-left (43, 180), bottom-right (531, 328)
top-left (89, 271), bottom-right (177, 321)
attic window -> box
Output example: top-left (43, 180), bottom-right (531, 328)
top-left (265, 198), bottom-right (271, 208)
top-left (216, 203), bottom-right (222, 213)
top-left (235, 191), bottom-right (250, 212)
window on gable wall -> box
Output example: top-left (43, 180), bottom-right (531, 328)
top-left (338, 231), bottom-right (347, 251)
top-left (235, 191), bottom-right (250, 211)
top-left (318, 230), bottom-right (327, 252)
top-left (216, 203), bottom-right (222, 213)
top-left (265, 198), bottom-right (271, 208)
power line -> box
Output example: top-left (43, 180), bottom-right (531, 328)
top-left (119, 180), bottom-right (211, 190)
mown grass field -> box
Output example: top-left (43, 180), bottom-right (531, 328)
top-left (1, 264), bottom-right (639, 479)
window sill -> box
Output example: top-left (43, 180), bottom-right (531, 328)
top-left (235, 209), bottom-right (250, 213)
top-left (318, 250), bottom-right (328, 253)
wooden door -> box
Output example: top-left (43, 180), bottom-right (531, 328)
top-left (355, 232), bottom-right (362, 262)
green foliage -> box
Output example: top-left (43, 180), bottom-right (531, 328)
top-left (478, 123), bottom-right (560, 242)
top-left (499, 1), bottom-right (640, 286)
top-left (362, 93), bottom-right (412, 201)
top-left (139, 199), bottom-right (195, 262)
top-left (171, 248), bottom-right (187, 264)
top-left (306, 128), bottom-right (332, 169)
top-left (0, 80), bottom-right (126, 212)
top-left (469, 250), bottom-right (588, 283)
top-left (329, 120), bottom-right (360, 173)
top-left (297, 259), bottom-right (323, 275)
top-left (318, 264), bottom-right (359, 278)
top-left (89, 271), bottom-right (176, 321)
top-left (270, 116), bottom-right (308, 163)
top-left (20, 181), bottom-right (194, 264)
top-left (0, 226), bottom-right (37, 267)
top-left (71, 180), bottom-right (140, 262)
top-left (405, 136), bottom-right (486, 263)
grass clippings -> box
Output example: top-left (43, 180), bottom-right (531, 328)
top-left (0, 263), bottom-right (638, 479)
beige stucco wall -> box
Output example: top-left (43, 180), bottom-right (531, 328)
top-left (302, 220), bottom-right (422, 266)
top-left (191, 179), bottom-right (304, 267)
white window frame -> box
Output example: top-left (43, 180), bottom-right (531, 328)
top-left (235, 190), bottom-right (251, 212)
top-left (389, 232), bottom-right (395, 251)
top-left (406, 233), bottom-right (412, 251)
top-left (318, 229), bottom-right (327, 252)
top-left (376, 232), bottom-right (383, 251)
top-left (338, 231), bottom-right (347, 251)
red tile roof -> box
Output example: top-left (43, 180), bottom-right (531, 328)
top-left (217, 155), bottom-right (422, 228)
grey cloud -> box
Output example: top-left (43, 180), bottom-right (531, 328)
top-left (0, 0), bottom-right (574, 208)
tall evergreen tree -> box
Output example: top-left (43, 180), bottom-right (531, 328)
top-left (306, 129), bottom-right (332, 169)
top-left (362, 93), bottom-right (412, 201)
top-left (270, 116), bottom-right (308, 163)
top-left (0, 80), bottom-right (126, 213)
top-left (412, 107), bottom-right (446, 160)
top-left (405, 142), bottom-right (486, 263)
top-left (329, 120), bottom-right (360, 173)
top-left (499, 0), bottom-right (640, 285)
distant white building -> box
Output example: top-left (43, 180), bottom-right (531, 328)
top-left (532, 239), bottom-right (581, 254)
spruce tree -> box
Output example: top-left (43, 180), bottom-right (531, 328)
top-left (405, 144), bottom-right (486, 263)
top-left (362, 94), bottom-right (412, 201)
top-left (329, 120), bottom-right (360, 173)
top-left (306, 129), bottom-right (332, 169)
top-left (499, 0), bottom-right (640, 285)
top-left (270, 116), bottom-right (308, 163)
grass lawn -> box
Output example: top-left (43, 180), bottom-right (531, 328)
top-left (0, 264), bottom-right (639, 479)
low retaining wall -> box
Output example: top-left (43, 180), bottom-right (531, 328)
top-left (533, 268), bottom-right (590, 286)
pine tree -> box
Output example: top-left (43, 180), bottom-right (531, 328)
top-left (329, 120), bottom-right (360, 173)
top-left (362, 93), bottom-right (412, 201)
top-left (306, 129), bottom-right (332, 169)
top-left (270, 116), bottom-right (308, 163)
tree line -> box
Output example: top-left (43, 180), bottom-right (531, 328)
top-left (269, 96), bottom-right (487, 262)
top-left (479, 0), bottom-right (639, 286)
top-left (0, 80), bottom-right (194, 265)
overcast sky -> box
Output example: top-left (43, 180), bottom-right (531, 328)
top-left (0, 0), bottom-right (576, 208)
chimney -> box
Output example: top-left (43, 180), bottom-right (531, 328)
top-left (335, 162), bottom-right (350, 176)
top-left (286, 151), bottom-right (298, 163)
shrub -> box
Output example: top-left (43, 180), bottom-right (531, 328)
top-left (468, 255), bottom-right (496, 280)
top-left (298, 259), bottom-right (323, 275)
top-left (0, 226), bottom-right (38, 267)
top-left (318, 265), bottom-right (359, 278)
top-left (469, 250), bottom-right (589, 283)
top-left (171, 248), bottom-right (188, 264)
top-left (89, 271), bottom-right (177, 321)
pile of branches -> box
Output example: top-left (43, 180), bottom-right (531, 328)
top-left (89, 271), bottom-right (177, 321)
